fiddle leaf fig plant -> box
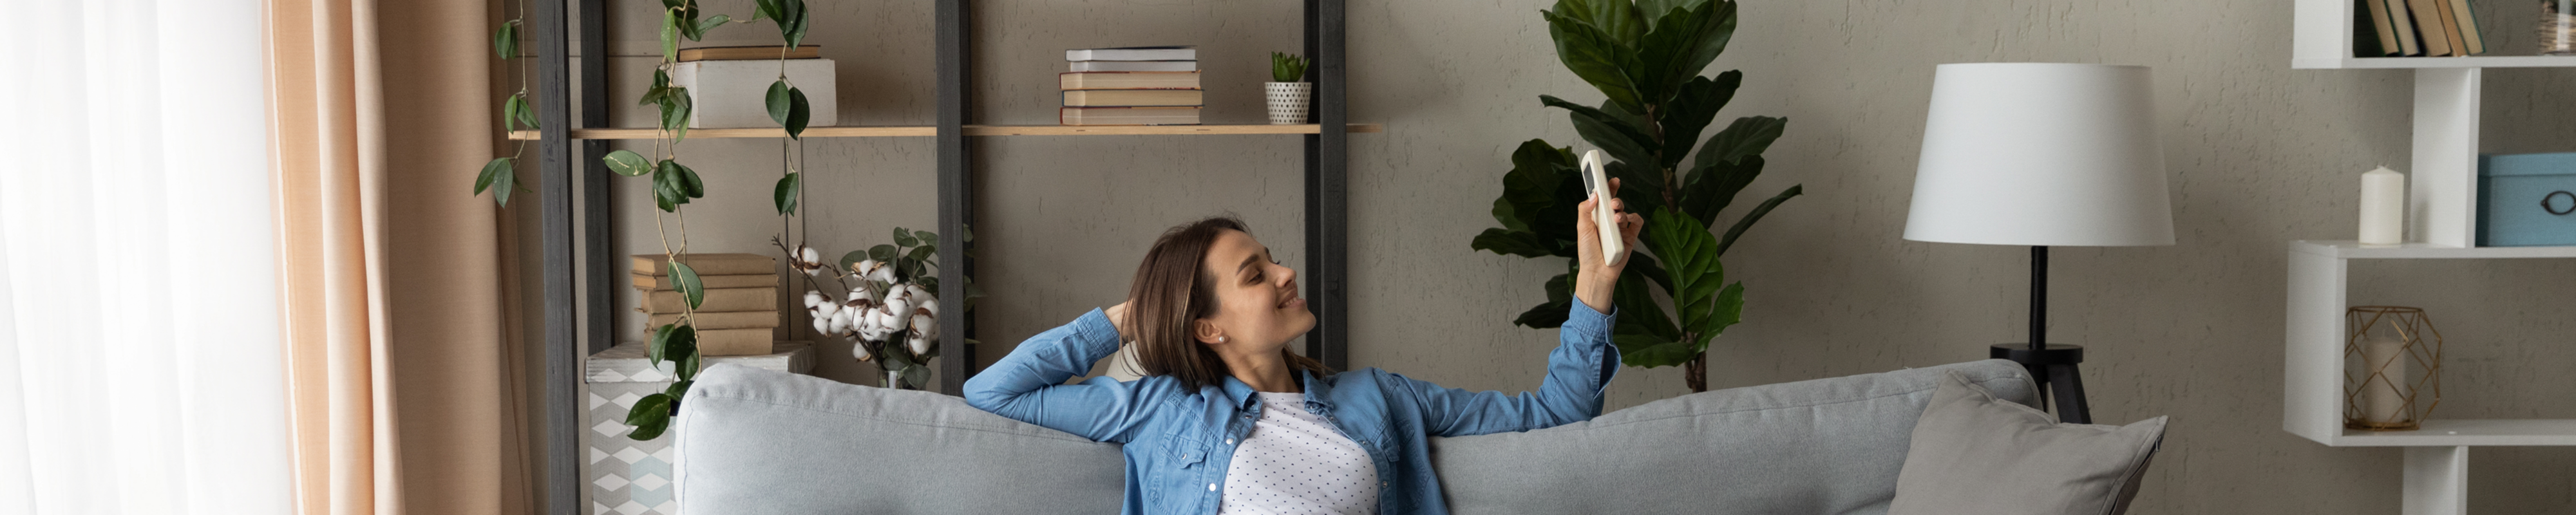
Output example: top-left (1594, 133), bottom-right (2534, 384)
top-left (1473, 0), bottom-right (1799, 393)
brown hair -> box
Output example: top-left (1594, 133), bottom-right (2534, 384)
top-left (1124, 216), bottom-right (1331, 391)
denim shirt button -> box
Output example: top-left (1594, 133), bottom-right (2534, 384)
top-left (1208, 483), bottom-right (1218, 492)
top-left (1224, 438), bottom-right (1235, 445)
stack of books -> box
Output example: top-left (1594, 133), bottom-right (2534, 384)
top-left (632, 253), bottom-right (781, 356)
top-left (2354, 0), bottom-right (2485, 57)
top-left (1061, 46), bottom-right (1202, 126)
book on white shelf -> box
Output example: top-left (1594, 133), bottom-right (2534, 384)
top-left (1070, 61), bottom-right (1197, 72)
top-left (2407, 0), bottom-right (2454, 56)
top-left (1065, 46), bottom-right (1196, 61)
top-left (2375, 0), bottom-right (2423, 55)
top-left (1063, 89), bottom-right (1203, 107)
top-left (1061, 106), bottom-right (1202, 126)
top-left (1060, 71), bottom-right (1202, 90)
top-left (2445, 0), bottom-right (2485, 55)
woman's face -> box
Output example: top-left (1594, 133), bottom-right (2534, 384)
top-left (1196, 229), bottom-right (1314, 351)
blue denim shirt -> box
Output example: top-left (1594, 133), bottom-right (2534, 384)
top-left (963, 304), bottom-right (1618, 515)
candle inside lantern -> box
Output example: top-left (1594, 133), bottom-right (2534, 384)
top-left (2360, 166), bottom-right (2405, 245)
top-left (2362, 336), bottom-right (2409, 425)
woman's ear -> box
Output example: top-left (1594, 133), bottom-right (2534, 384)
top-left (1193, 319), bottom-right (1226, 346)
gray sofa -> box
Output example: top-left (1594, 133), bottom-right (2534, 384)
top-left (672, 359), bottom-right (2038, 514)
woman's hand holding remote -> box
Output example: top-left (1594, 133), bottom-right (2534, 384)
top-left (1574, 178), bottom-right (1644, 315)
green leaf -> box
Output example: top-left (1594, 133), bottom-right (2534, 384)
top-left (1716, 185), bottom-right (1800, 256)
top-left (641, 70), bottom-right (673, 107)
top-left (913, 229), bottom-right (937, 245)
top-left (837, 250), bottom-right (869, 274)
top-left (1692, 116), bottom-right (1786, 170)
top-left (779, 0), bottom-right (808, 48)
top-left (1616, 335), bottom-right (1699, 368)
top-left (905, 243), bottom-right (938, 268)
top-left (660, 87), bottom-right (694, 142)
top-left (1633, 0), bottom-right (1734, 104)
top-left (783, 86), bottom-right (811, 139)
top-left (1611, 265), bottom-right (1679, 341)
top-left (676, 162), bottom-right (705, 198)
top-left (624, 393), bottom-right (674, 440)
top-left (649, 323), bottom-right (677, 364)
top-left (1513, 300), bottom-right (1571, 328)
top-left (665, 379), bottom-right (694, 400)
top-left (1656, 71), bottom-right (1741, 167)
top-left (901, 362), bottom-right (931, 389)
top-left (868, 244), bottom-right (898, 263)
top-left (1541, 8), bottom-right (1647, 115)
top-left (1494, 140), bottom-right (1574, 234)
top-left (1678, 154), bottom-right (1762, 223)
top-left (660, 8), bottom-right (680, 62)
top-left (492, 19), bottom-right (520, 59)
top-left (1641, 208), bottom-right (1725, 351)
top-left (754, 0), bottom-right (781, 21)
top-left (671, 327), bottom-right (702, 380)
top-left (1694, 282), bottom-right (1744, 353)
top-left (670, 261), bottom-right (706, 310)
top-left (1556, 0), bottom-right (1645, 46)
top-left (1539, 95), bottom-right (1656, 172)
top-left (506, 92), bottom-right (539, 131)
top-left (694, 14), bottom-right (731, 39)
top-left (1471, 229), bottom-right (1557, 258)
top-left (766, 80), bottom-right (793, 127)
top-left (773, 173), bottom-right (800, 214)
top-left (893, 228), bottom-right (919, 247)
top-left (603, 150), bottom-right (652, 176)
top-left (475, 157), bottom-right (511, 197)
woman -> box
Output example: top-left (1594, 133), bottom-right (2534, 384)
top-left (964, 183), bottom-right (1642, 515)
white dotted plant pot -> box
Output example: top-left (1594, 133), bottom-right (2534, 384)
top-left (1265, 82), bottom-right (1312, 125)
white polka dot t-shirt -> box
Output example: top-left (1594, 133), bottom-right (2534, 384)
top-left (1217, 391), bottom-right (1380, 514)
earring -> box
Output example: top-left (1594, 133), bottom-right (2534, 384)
top-left (1217, 336), bottom-right (1227, 343)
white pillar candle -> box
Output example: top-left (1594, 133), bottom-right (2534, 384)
top-left (2360, 166), bottom-right (2405, 245)
top-left (2362, 336), bottom-right (2409, 424)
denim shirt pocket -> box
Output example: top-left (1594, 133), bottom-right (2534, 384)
top-left (1148, 429), bottom-right (1211, 508)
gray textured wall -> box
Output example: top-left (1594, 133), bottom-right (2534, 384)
top-left (531, 0), bottom-right (2576, 512)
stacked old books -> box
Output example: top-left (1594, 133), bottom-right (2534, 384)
top-left (632, 253), bottom-right (780, 356)
top-left (1060, 46), bottom-right (1202, 126)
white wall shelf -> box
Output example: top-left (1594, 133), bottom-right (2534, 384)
top-left (2289, 240), bottom-right (2576, 259)
top-left (2293, 56), bottom-right (2576, 70)
top-left (2325, 419), bottom-right (2576, 447)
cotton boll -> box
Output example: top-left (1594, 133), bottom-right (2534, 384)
top-left (847, 286), bottom-right (875, 305)
top-left (880, 305), bottom-right (910, 333)
top-left (828, 308), bottom-right (855, 336)
top-left (905, 284), bottom-right (932, 304)
top-left (907, 335), bottom-right (933, 356)
top-left (851, 342), bottom-right (873, 362)
top-left (852, 260), bottom-right (892, 283)
top-left (811, 313), bottom-right (832, 335)
top-left (910, 313), bottom-right (937, 341)
top-left (799, 247), bottom-right (823, 267)
top-left (803, 290), bottom-right (828, 309)
top-left (914, 297), bottom-right (938, 318)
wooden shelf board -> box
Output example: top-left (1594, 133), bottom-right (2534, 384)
top-left (2319, 419), bottom-right (2576, 447)
top-left (2288, 240), bottom-right (2576, 259)
top-left (2293, 55), bottom-right (2576, 70)
top-left (509, 126), bottom-right (936, 140)
top-left (964, 124), bottom-right (1383, 136)
top-left (509, 124), bottom-right (1384, 140)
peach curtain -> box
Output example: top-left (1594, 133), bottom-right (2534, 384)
top-left (267, 0), bottom-right (531, 514)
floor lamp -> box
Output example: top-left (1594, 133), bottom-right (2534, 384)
top-left (1903, 63), bottom-right (2175, 424)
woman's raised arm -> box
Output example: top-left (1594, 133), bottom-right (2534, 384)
top-left (962, 306), bottom-right (1179, 444)
top-left (1388, 303), bottom-right (1620, 437)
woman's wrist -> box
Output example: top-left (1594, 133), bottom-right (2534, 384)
top-left (1573, 269), bottom-right (1614, 314)
top-left (1103, 301), bottom-right (1135, 342)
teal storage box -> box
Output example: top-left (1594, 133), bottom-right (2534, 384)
top-left (2478, 153), bottom-right (2576, 247)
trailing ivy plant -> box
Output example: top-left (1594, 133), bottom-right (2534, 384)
top-left (1472, 0), bottom-right (1799, 393)
top-left (475, 0), bottom-right (813, 441)
top-left (473, 3), bottom-right (534, 206)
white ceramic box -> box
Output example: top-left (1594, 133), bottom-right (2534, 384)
top-left (670, 59), bottom-right (839, 128)
top-left (584, 341), bottom-right (813, 515)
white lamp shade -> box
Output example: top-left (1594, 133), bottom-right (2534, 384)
top-left (1904, 63), bottom-right (2175, 247)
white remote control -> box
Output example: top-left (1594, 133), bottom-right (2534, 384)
top-left (1578, 149), bottom-right (1623, 261)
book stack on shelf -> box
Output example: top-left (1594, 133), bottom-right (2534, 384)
top-left (1061, 46), bottom-right (1202, 126)
top-left (632, 253), bottom-right (781, 356)
top-left (672, 45), bottom-right (840, 127)
top-left (2353, 0), bottom-right (2486, 57)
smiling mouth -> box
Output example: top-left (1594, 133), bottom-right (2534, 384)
top-left (1278, 282), bottom-right (1302, 309)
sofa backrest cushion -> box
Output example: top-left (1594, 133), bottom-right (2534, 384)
top-left (1428, 359), bottom-right (2037, 515)
top-left (674, 364), bottom-right (1124, 514)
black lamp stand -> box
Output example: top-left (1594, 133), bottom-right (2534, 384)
top-left (1993, 245), bottom-right (2093, 424)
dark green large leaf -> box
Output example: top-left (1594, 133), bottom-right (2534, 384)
top-left (670, 261), bottom-right (706, 310)
top-left (1678, 154), bottom-right (1762, 223)
top-left (641, 70), bottom-right (673, 107)
top-left (649, 323), bottom-right (677, 364)
top-left (1716, 185), bottom-right (1801, 256)
top-left (603, 149), bottom-right (652, 176)
top-left (783, 86), bottom-right (811, 139)
top-left (659, 9), bottom-right (680, 62)
top-left (774, 172), bottom-right (800, 214)
top-left (1634, 0), bottom-right (1735, 104)
top-left (1656, 71), bottom-right (1741, 167)
top-left (766, 80), bottom-right (793, 128)
top-left (1616, 334), bottom-right (1698, 368)
top-left (505, 92), bottom-right (539, 132)
top-left (1555, 0), bottom-right (1645, 45)
top-left (1611, 267), bottom-right (1678, 341)
top-left (1642, 208), bottom-right (1725, 348)
top-left (779, 0), bottom-right (808, 48)
top-left (1538, 95), bottom-right (1654, 169)
top-left (694, 14), bottom-right (730, 40)
top-left (1694, 282), bottom-right (1744, 353)
top-left (1494, 140), bottom-right (1573, 232)
top-left (1692, 116), bottom-right (1785, 170)
top-left (1472, 229), bottom-right (1558, 258)
top-left (1541, 10), bottom-right (1645, 115)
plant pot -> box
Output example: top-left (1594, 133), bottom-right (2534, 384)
top-left (1265, 82), bottom-right (1312, 125)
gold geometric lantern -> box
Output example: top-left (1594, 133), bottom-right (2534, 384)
top-left (2344, 306), bottom-right (2443, 431)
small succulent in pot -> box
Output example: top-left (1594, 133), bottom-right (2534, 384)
top-left (1265, 52), bottom-right (1312, 125)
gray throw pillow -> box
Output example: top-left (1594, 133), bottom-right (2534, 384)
top-left (1887, 370), bottom-right (2167, 515)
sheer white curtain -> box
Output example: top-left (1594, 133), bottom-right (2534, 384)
top-left (0, 0), bottom-right (293, 514)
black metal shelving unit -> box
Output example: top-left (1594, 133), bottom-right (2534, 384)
top-left (527, 1), bottom-right (1352, 512)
